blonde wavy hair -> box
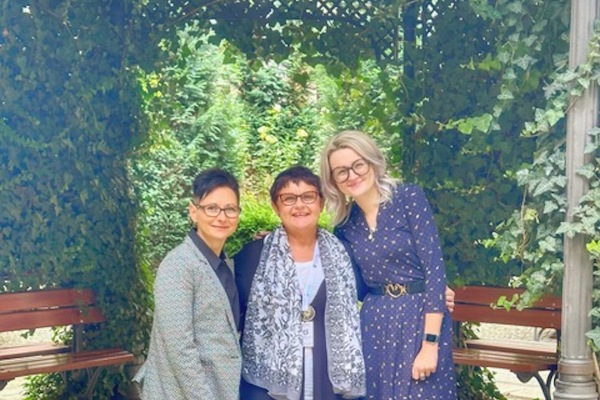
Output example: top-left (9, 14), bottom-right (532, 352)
top-left (319, 130), bottom-right (398, 226)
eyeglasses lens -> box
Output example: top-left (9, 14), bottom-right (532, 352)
top-left (198, 204), bottom-right (240, 218)
top-left (332, 159), bottom-right (369, 183)
top-left (280, 191), bottom-right (319, 206)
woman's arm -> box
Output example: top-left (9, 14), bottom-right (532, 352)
top-left (402, 185), bottom-right (448, 379)
top-left (153, 253), bottom-right (210, 395)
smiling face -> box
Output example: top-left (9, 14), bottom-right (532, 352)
top-left (189, 186), bottom-right (240, 252)
top-left (328, 147), bottom-right (377, 201)
top-left (272, 181), bottom-right (324, 233)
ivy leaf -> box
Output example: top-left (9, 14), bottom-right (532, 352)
top-left (589, 127), bottom-right (600, 137)
top-left (587, 240), bottom-right (600, 254)
top-left (497, 87), bottom-right (514, 100)
top-left (543, 200), bottom-right (559, 214)
top-left (561, 70), bottom-right (580, 82)
top-left (457, 119), bottom-right (474, 135)
top-left (578, 78), bottom-right (591, 89)
top-left (586, 328), bottom-right (600, 351)
top-left (546, 109), bottom-right (565, 126)
top-left (557, 221), bottom-right (579, 238)
top-left (538, 236), bottom-right (557, 253)
top-left (514, 55), bottom-right (535, 70)
top-left (532, 179), bottom-right (556, 196)
top-left (578, 164), bottom-right (596, 179)
top-left (584, 142), bottom-right (599, 154)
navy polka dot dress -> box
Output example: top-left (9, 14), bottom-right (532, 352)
top-left (335, 184), bottom-right (456, 400)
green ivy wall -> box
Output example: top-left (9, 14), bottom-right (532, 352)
top-left (0, 2), bottom-right (153, 397)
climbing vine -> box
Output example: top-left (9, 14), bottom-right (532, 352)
top-left (0, 1), bottom-right (153, 397)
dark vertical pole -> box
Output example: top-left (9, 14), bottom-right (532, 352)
top-left (401, 1), bottom-right (417, 178)
top-left (554, 0), bottom-right (599, 398)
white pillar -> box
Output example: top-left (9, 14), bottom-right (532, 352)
top-left (554, 0), bottom-right (599, 398)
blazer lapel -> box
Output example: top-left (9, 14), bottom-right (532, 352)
top-left (184, 237), bottom-right (240, 338)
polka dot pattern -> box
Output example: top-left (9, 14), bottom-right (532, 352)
top-left (335, 184), bottom-right (456, 400)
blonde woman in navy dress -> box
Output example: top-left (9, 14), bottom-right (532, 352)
top-left (319, 130), bottom-right (457, 400)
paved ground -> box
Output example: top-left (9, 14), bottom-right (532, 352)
top-left (493, 368), bottom-right (550, 400)
top-left (0, 378), bottom-right (25, 400)
top-left (476, 324), bottom-right (554, 400)
top-left (0, 330), bottom-right (52, 400)
top-left (0, 325), bottom-right (554, 400)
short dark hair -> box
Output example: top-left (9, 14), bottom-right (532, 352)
top-left (192, 169), bottom-right (240, 204)
top-left (269, 166), bottom-right (323, 202)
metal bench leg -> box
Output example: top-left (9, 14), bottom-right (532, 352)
top-left (547, 369), bottom-right (557, 389)
top-left (515, 372), bottom-right (552, 400)
top-left (0, 380), bottom-right (9, 390)
top-left (79, 367), bottom-right (104, 400)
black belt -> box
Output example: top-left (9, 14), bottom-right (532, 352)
top-left (368, 280), bottom-right (425, 298)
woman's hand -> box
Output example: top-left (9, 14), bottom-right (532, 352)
top-left (411, 342), bottom-right (439, 381)
top-left (445, 286), bottom-right (455, 313)
top-left (253, 230), bottom-right (270, 240)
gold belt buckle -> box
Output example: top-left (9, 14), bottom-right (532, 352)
top-left (385, 283), bottom-right (408, 298)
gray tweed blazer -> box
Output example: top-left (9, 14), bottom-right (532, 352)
top-left (134, 236), bottom-right (241, 400)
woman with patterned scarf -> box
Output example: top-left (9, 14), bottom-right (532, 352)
top-left (234, 166), bottom-right (366, 400)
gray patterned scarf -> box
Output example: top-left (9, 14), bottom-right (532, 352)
top-left (241, 227), bottom-right (366, 400)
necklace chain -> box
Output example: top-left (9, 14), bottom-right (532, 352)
top-left (367, 226), bottom-right (376, 241)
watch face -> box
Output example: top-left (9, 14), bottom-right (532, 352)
top-left (425, 333), bottom-right (440, 343)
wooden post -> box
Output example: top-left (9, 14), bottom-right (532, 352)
top-left (554, 0), bottom-right (599, 398)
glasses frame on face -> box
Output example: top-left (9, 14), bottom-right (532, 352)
top-left (278, 191), bottom-right (320, 206)
top-left (330, 158), bottom-right (371, 183)
top-left (193, 202), bottom-right (241, 218)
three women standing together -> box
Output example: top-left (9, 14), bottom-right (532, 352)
top-left (135, 130), bottom-right (456, 400)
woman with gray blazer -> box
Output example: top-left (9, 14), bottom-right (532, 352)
top-left (134, 169), bottom-right (242, 400)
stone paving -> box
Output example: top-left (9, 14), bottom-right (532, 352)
top-left (492, 368), bottom-right (551, 400)
top-left (0, 378), bottom-right (25, 400)
top-left (476, 324), bottom-right (553, 400)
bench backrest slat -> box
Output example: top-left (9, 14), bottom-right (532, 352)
top-left (0, 289), bottom-right (96, 313)
top-left (0, 289), bottom-right (105, 332)
top-left (0, 308), bottom-right (106, 332)
top-left (452, 286), bottom-right (561, 329)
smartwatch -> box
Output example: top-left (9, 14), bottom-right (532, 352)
top-left (424, 333), bottom-right (440, 344)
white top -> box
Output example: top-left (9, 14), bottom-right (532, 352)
top-left (295, 245), bottom-right (324, 310)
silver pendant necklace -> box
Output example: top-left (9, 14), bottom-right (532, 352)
top-left (367, 226), bottom-right (376, 241)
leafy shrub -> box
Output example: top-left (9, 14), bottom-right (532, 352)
top-left (227, 196), bottom-right (280, 256)
top-left (240, 52), bottom-right (325, 196)
top-left (130, 25), bottom-right (248, 272)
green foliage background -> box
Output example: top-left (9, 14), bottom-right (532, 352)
top-left (130, 27), bottom-right (248, 272)
top-left (2, 0), bottom-right (599, 398)
top-left (0, 1), bottom-right (153, 398)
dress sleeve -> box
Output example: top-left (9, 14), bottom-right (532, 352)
top-left (334, 225), bottom-right (368, 302)
top-left (403, 184), bottom-right (447, 313)
top-left (153, 252), bottom-right (210, 395)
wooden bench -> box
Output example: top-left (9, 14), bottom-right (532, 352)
top-left (452, 285), bottom-right (561, 400)
top-left (0, 288), bottom-right (134, 399)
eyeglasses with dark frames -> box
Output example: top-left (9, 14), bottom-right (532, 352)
top-left (193, 202), bottom-right (241, 218)
top-left (330, 158), bottom-right (371, 183)
top-left (278, 191), bottom-right (320, 206)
